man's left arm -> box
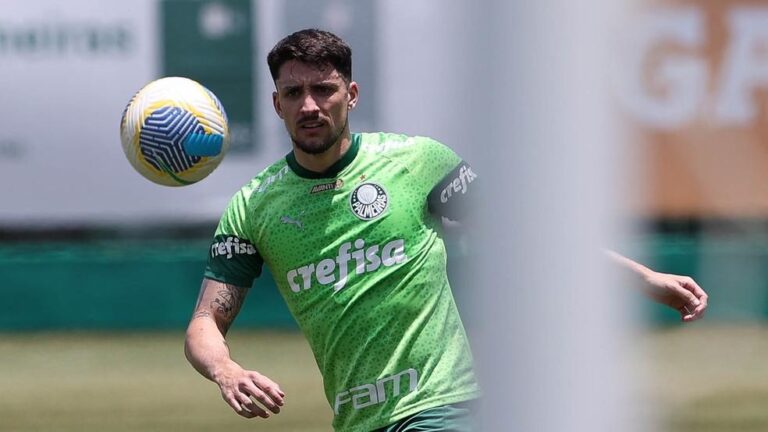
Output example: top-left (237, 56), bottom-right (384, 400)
top-left (607, 250), bottom-right (709, 322)
top-left (427, 161), bottom-right (478, 222)
top-left (425, 157), bottom-right (709, 322)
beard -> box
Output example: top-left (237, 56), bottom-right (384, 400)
top-left (291, 116), bottom-right (348, 155)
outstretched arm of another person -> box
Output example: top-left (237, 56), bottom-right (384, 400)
top-left (607, 250), bottom-right (708, 322)
top-left (185, 278), bottom-right (285, 419)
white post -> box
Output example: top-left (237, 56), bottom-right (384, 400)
top-left (468, 1), bottom-right (641, 431)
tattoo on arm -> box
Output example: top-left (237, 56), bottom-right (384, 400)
top-left (192, 310), bottom-right (212, 320)
top-left (191, 281), bottom-right (248, 333)
top-left (212, 286), bottom-right (246, 318)
top-left (212, 284), bottom-right (247, 333)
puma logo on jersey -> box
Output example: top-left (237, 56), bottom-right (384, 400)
top-left (286, 238), bottom-right (407, 293)
top-left (280, 215), bottom-right (304, 230)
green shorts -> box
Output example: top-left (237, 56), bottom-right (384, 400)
top-left (375, 401), bottom-right (477, 432)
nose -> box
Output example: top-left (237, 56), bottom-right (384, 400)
top-left (300, 93), bottom-right (320, 115)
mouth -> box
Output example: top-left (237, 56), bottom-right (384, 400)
top-left (299, 119), bottom-right (325, 130)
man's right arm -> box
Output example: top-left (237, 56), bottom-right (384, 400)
top-left (184, 277), bottom-right (285, 419)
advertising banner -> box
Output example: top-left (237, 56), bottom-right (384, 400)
top-left (617, 1), bottom-right (768, 218)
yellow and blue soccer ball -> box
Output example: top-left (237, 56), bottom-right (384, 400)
top-left (120, 77), bottom-right (230, 186)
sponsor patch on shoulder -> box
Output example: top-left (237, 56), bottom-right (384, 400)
top-left (210, 235), bottom-right (258, 259)
top-left (310, 179), bottom-right (344, 194)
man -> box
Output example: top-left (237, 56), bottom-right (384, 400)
top-left (184, 28), bottom-right (708, 431)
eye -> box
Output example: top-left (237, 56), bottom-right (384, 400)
top-left (283, 88), bottom-right (301, 98)
top-left (314, 85), bottom-right (336, 96)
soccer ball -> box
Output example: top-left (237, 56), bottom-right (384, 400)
top-left (120, 77), bottom-right (230, 186)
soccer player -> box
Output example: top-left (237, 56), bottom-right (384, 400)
top-left (184, 28), bottom-right (708, 431)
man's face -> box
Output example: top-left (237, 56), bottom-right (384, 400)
top-left (273, 60), bottom-right (358, 155)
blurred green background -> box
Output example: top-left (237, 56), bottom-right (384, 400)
top-left (2, 229), bottom-right (766, 432)
top-left (3, 229), bottom-right (761, 331)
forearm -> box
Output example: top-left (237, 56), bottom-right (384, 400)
top-left (185, 315), bottom-right (239, 382)
top-left (606, 249), bottom-right (708, 321)
top-left (605, 250), bottom-right (653, 281)
top-left (185, 278), bottom-right (249, 383)
top-left (185, 306), bottom-right (286, 418)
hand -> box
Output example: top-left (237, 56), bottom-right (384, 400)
top-left (642, 271), bottom-right (708, 322)
top-left (214, 362), bottom-right (285, 419)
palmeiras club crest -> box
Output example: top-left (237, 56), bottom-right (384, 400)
top-left (349, 182), bottom-right (389, 220)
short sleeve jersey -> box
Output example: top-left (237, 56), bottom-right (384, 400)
top-left (205, 132), bottom-right (480, 432)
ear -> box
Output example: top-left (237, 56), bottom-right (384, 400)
top-left (272, 90), bottom-right (284, 119)
top-left (347, 81), bottom-right (359, 110)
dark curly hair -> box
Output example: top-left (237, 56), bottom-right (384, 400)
top-left (267, 28), bottom-right (352, 83)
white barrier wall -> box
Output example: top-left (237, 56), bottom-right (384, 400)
top-left (0, 0), bottom-right (267, 225)
top-left (3, 0), bottom-right (768, 227)
top-left (0, 1), bottom-right (160, 224)
top-left (0, 0), bottom-right (383, 226)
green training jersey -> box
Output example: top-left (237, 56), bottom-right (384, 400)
top-left (205, 132), bottom-right (480, 431)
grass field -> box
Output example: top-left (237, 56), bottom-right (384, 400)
top-left (0, 331), bottom-right (331, 432)
top-left (637, 324), bottom-right (768, 432)
top-left (1, 325), bottom-right (767, 432)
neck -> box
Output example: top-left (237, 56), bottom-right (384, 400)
top-left (293, 130), bottom-right (352, 174)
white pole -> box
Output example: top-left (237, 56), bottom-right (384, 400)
top-left (468, 1), bottom-right (641, 431)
